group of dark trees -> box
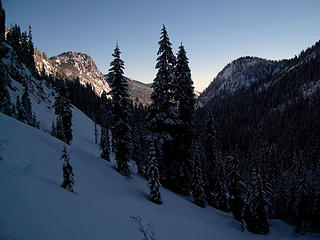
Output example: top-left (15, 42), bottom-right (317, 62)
top-left (107, 26), bottom-right (197, 205)
top-left (147, 25), bottom-right (196, 202)
top-left (0, 3), bottom-right (75, 195)
top-left (104, 26), bottom-right (319, 235)
top-left (195, 41), bottom-right (320, 234)
top-left (6, 24), bottom-right (36, 74)
top-left (0, 9), bottom-right (39, 129)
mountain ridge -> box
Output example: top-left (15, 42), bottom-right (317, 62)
top-left (34, 49), bottom-right (153, 106)
top-left (197, 41), bottom-right (320, 108)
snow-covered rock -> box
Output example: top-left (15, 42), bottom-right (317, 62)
top-left (35, 49), bottom-right (111, 96)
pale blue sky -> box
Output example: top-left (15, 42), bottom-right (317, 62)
top-left (3, 0), bottom-right (320, 91)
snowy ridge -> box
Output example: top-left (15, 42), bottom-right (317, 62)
top-left (197, 41), bottom-right (320, 109)
top-left (196, 57), bottom-right (279, 108)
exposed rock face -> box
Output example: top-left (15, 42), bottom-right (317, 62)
top-left (34, 50), bottom-right (110, 96)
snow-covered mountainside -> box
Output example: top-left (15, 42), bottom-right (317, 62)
top-left (0, 42), bottom-right (54, 124)
top-left (196, 57), bottom-right (281, 108)
top-left (34, 49), bottom-right (111, 96)
top-left (197, 42), bottom-right (320, 109)
top-left (2, 40), bottom-right (319, 240)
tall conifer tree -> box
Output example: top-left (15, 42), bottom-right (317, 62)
top-left (202, 112), bottom-right (219, 203)
top-left (173, 44), bottom-right (195, 194)
top-left (192, 140), bottom-right (206, 208)
top-left (227, 149), bottom-right (246, 221)
top-left (54, 80), bottom-right (73, 144)
top-left (148, 25), bottom-right (179, 191)
top-left (147, 141), bottom-right (162, 204)
top-left (108, 44), bottom-right (131, 176)
top-left (100, 127), bottom-right (110, 161)
top-left (244, 168), bottom-right (270, 234)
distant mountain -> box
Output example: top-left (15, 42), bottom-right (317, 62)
top-left (197, 42), bottom-right (320, 108)
top-left (104, 75), bottom-right (153, 106)
top-left (34, 50), bottom-right (111, 96)
top-left (196, 57), bottom-right (282, 108)
top-left (34, 49), bottom-right (153, 105)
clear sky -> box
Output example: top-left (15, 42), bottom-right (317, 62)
top-left (3, 0), bottom-right (320, 91)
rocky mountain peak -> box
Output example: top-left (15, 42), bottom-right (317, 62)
top-left (34, 48), bottom-right (153, 105)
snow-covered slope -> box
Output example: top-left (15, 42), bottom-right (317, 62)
top-left (1, 110), bottom-right (319, 240)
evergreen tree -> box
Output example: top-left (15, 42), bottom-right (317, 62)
top-left (227, 149), bottom-right (246, 221)
top-left (148, 25), bottom-right (179, 191)
top-left (94, 121), bottom-right (98, 144)
top-left (0, 0), bottom-right (5, 42)
top-left (173, 43), bottom-right (195, 195)
top-left (108, 44), bottom-right (131, 176)
top-left (212, 152), bottom-right (229, 211)
top-left (192, 140), bottom-right (206, 208)
top-left (51, 121), bottom-right (56, 137)
top-left (54, 80), bottom-right (73, 144)
top-left (202, 112), bottom-right (219, 204)
top-left (100, 127), bottom-right (110, 161)
top-left (311, 191), bottom-right (320, 232)
top-left (131, 103), bottom-right (149, 177)
top-left (147, 141), bottom-right (162, 204)
top-left (21, 84), bottom-right (33, 124)
top-left (55, 116), bottom-right (65, 142)
top-left (244, 168), bottom-right (270, 234)
top-left (60, 146), bottom-right (74, 193)
top-left (16, 96), bottom-right (25, 122)
top-left (295, 170), bottom-right (312, 234)
top-left (6, 25), bottom-right (21, 56)
top-left (26, 25), bottom-right (36, 73)
top-left (0, 65), bottom-right (11, 115)
top-left (132, 122), bottom-right (147, 176)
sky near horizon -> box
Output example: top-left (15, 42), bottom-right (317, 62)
top-left (3, 0), bottom-right (320, 91)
